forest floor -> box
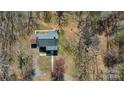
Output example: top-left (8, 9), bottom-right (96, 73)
top-left (97, 33), bottom-right (107, 73)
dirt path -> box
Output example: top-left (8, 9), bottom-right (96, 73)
top-left (95, 34), bottom-right (107, 80)
top-left (31, 48), bottom-right (44, 80)
top-left (64, 74), bottom-right (77, 81)
top-left (32, 56), bottom-right (42, 79)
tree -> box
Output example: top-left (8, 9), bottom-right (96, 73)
top-left (0, 11), bottom-right (39, 80)
top-left (52, 57), bottom-right (64, 81)
top-left (76, 12), bottom-right (101, 80)
top-left (43, 11), bottom-right (52, 23)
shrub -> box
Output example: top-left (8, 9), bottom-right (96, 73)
top-left (104, 49), bottom-right (118, 67)
top-left (119, 65), bottom-right (124, 80)
top-left (115, 30), bottom-right (124, 46)
top-left (89, 12), bottom-right (101, 24)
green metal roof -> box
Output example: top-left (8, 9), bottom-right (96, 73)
top-left (36, 31), bottom-right (58, 39)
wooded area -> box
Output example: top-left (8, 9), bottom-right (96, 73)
top-left (0, 11), bottom-right (124, 81)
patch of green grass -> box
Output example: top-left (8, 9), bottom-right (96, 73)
top-left (58, 31), bottom-right (65, 56)
top-left (51, 15), bottom-right (57, 24)
top-left (119, 64), bottom-right (124, 80)
top-left (115, 30), bottom-right (124, 44)
top-left (89, 11), bottom-right (101, 24)
top-left (38, 56), bottom-right (51, 71)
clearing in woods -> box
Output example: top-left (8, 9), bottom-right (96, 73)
top-left (31, 17), bottom-right (79, 80)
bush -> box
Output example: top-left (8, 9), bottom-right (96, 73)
top-left (119, 65), bottom-right (124, 80)
top-left (52, 57), bottom-right (64, 81)
top-left (89, 12), bottom-right (101, 24)
top-left (104, 49), bottom-right (118, 67)
top-left (115, 30), bottom-right (124, 45)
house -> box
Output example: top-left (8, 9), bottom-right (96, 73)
top-left (31, 30), bottom-right (58, 56)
